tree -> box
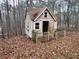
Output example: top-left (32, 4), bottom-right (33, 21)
top-left (0, 10), bottom-right (5, 38)
top-left (6, 0), bottom-right (11, 38)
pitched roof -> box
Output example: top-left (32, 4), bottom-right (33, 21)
top-left (27, 7), bottom-right (57, 21)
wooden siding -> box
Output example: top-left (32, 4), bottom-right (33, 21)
top-left (25, 14), bottom-right (32, 38)
top-left (33, 10), bottom-right (56, 33)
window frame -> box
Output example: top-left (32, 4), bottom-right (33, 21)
top-left (35, 23), bottom-right (39, 29)
top-left (44, 12), bottom-right (47, 17)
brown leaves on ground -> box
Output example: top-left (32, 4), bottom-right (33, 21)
top-left (0, 32), bottom-right (79, 59)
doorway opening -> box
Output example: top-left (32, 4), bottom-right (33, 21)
top-left (43, 21), bottom-right (49, 32)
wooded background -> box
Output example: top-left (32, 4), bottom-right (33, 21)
top-left (0, 0), bottom-right (79, 38)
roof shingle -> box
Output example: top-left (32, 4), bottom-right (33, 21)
top-left (27, 7), bottom-right (46, 21)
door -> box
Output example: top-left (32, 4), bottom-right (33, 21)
top-left (43, 21), bottom-right (49, 32)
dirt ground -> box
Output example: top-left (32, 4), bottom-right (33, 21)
top-left (0, 32), bottom-right (79, 59)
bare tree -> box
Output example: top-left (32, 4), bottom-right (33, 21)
top-left (6, 0), bottom-right (11, 38)
top-left (0, 10), bottom-right (5, 38)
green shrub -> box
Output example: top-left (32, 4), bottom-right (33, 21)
top-left (32, 30), bottom-right (36, 43)
top-left (57, 31), bottom-right (64, 37)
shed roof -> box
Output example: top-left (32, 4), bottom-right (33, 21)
top-left (27, 7), bottom-right (57, 21)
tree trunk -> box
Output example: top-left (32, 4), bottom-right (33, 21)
top-left (6, 0), bottom-right (11, 38)
top-left (0, 10), bottom-right (5, 38)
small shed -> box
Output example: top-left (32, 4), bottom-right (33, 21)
top-left (25, 7), bottom-right (57, 38)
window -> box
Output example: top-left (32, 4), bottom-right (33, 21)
top-left (44, 12), bottom-right (47, 17)
top-left (35, 23), bottom-right (39, 29)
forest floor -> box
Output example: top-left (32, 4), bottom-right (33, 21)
top-left (0, 32), bottom-right (79, 59)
